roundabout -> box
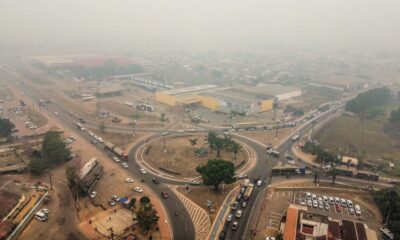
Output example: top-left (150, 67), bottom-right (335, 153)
top-left (134, 133), bottom-right (258, 183)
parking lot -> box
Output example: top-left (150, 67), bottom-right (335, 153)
top-left (253, 187), bottom-right (382, 240)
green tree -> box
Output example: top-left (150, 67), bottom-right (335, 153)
top-left (276, 233), bottom-right (283, 240)
top-left (207, 131), bottom-right (218, 153)
top-left (28, 157), bottom-right (48, 176)
top-left (196, 159), bottom-right (235, 191)
top-left (390, 107), bottom-right (400, 126)
top-left (137, 203), bottom-right (160, 231)
top-left (128, 198), bottom-right (137, 208)
top-left (229, 141), bottom-right (242, 160)
top-left (42, 131), bottom-right (70, 164)
top-left (188, 138), bottom-right (198, 146)
top-left (65, 165), bottom-right (78, 187)
top-left (374, 186), bottom-right (400, 239)
top-left (160, 113), bottom-right (166, 122)
top-left (365, 107), bottom-right (385, 120)
top-left (140, 196), bottom-right (151, 206)
top-left (214, 138), bottom-right (224, 158)
top-left (346, 87), bottom-right (391, 114)
top-left (0, 118), bottom-right (15, 139)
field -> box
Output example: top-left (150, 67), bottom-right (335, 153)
top-left (143, 134), bottom-right (248, 177)
top-left (316, 115), bottom-right (400, 176)
top-left (288, 86), bottom-right (340, 112)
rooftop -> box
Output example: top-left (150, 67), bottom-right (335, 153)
top-left (251, 83), bottom-right (301, 96)
top-left (201, 88), bottom-right (272, 105)
top-left (160, 84), bottom-right (218, 96)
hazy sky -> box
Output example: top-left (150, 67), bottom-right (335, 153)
top-left (1, 0), bottom-right (400, 53)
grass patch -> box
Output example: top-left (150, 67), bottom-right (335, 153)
top-left (316, 115), bottom-right (400, 176)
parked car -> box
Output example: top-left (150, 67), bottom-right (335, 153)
top-left (91, 140), bottom-right (98, 144)
top-left (40, 208), bottom-right (50, 215)
top-left (121, 162), bottom-right (129, 168)
top-left (306, 192), bottom-right (311, 200)
top-left (140, 168), bottom-right (147, 174)
top-left (113, 157), bottom-right (120, 162)
top-left (347, 200), bottom-right (353, 208)
top-left (152, 178), bottom-right (160, 184)
top-left (232, 221), bottom-right (238, 230)
top-left (349, 208), bottom-right (355, 215)
top-left (237, 194), bottom-right (243, 201)
top-left (90, 191), bottom-right (97, 198)
top-left (226, 214), bottom-right (233, 222)
top-left (340, 198), bottom-right (347, 207)
top-left (231, 202), bottom-right (238, 210)
top-left (108, 200), bottom-right (116, 206)
top-left (134, 187), bottom-right (143, 193)
top-left (242, 201), bottom-right (247, 208)
top-left (235, 210), bottom-right (243, 218)
top-left (126, 178), bottom-right (134, 183)
top-left (329, 196), bottom-right (334, 205)
top-left (335, 204), bottom-right (342, 212)
top-left (307, 200), bottom-right (312, 207)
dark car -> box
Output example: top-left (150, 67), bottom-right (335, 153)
top-left (237, 194), bottom-right (243, 201)
top-left (161, 191), bottom-right (169, 199)
top-left (219, 231), bottom-right (226, 240)
top-left (152, 178), bottom-right (160, 184)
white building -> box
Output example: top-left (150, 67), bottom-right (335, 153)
top-left (251, 83), bottom-right (302, 101)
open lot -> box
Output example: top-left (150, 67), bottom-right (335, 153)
top-left (143, 134), bottom-right (249, 177)
top-left (253, 183), bottom-right (382, 240)
top-left (316, 115), bottom-right (400, 176)
top-left (237, 128), bottom-right (293, 148)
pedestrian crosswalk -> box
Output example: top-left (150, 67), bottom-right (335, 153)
top-left (171, 186), bottom-right (210, 240)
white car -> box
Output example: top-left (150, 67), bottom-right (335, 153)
top-left (113, 157), bottom-right (121, 162)
top-left (97, 137), bottom-right (104, 143)
top-left (126, 178), bottom-right (134, 183)
top-left (90, 191), bottom-right (97, 198)
top-left (121, 162), bottom-right (128, 168)
top-left (89, 132), bottom-right (94, 137)
top-left (288, 160), bottom-right (295, 165)
top-left (300, 198), bottom-right (306, 206)
top-left (40, 208), bottom-right (50, 215)
top-left (306, 192), bottom-right (311, 200)
top-left (140, 168), bottom-right (147, 174)
top-left (134, 187), bottom-right (143, 193)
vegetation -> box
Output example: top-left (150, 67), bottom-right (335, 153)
top-left (345, 87), bottom-right (391, 114)
top-left (196, 159), bottom-right (235, 191)
top-left (284, 105), bottom-right (305, 117)
top-left (69, 60), bottom-right (143, 80)
top-left (0, 118), bottom-right (15, 139)
top-left (29, 131), bottom-right (71, 175)
top-left (374, 186), bottom-right (400, 239)
top-left (65, 165), bottom-right (78, 187)
top-left (207, 131), bottom-right (242, 159)
top-left (188, 138), bottom-right (198, 146)
top-left (303, 141), bottom-right (337, 164)
top-left (389, 107), bottom-right (400, 126)
top-left (140, 196), bottom-right (151, 206)
top-left (136, 197), bottom-right (159, 231)
top-left (99, 122), bottom-right (106, 133)
top-left (160, 113), bottom-right (166, 122)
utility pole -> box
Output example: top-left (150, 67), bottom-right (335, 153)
top-left (273, 100), bottom-right (279, 140)
top-left (48, 171), bottom-right (53, 191)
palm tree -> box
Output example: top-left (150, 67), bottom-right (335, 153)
top-left (230, 141), bottom-right (242, 160)
top-left (214, 138), bottom-right (224, 158)
top-left (207, 131), bottom-right (218, 153)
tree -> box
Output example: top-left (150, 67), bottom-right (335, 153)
top-left (365, 107), bottom-right (385, 120)
top-left (390, 107), bottom-right (400, 126)
top-left (189, 138), bottom-right (198, 146)
top-left (65, 165), bottom-right (78, 187)
top-left (29, 157), bottom-right (48, 176)
top-left (160, 113), bottom-right (166, 122)
top-left (137, 203), bottom-right (159, 231)
top-left (229, 141), bottom-right (242, 160)
top-left (140, 196), bottom-right (151, 206)
top-left (128, 198), bottom-right (137, 208)
top-left (346, 87), bottom-right (391, 114)
top-left (276, 233), bottom-right (283, 240)
top-left (374, 186), bottom-right (400, 239)
top-left (0, 118), bottom-right (15, 139)
top-left (42, 131), bottom-right (70, 164)
top-left (196, 159), bottom-right (235, 191)
top-left (99, 122), bottom-right (106, 133)
top-left (207, 131), bottom-right (218, 153)
top-left (214, 138), bottom-right (224, 158)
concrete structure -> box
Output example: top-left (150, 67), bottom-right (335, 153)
top-left (97, 84), bottom-right (125, 97)
top-left (155, 84), bottom-right (274, 115)
top-left (252, 83), bottom-right (302, 101)
top-left (280, 204), bottom-right (377, 240)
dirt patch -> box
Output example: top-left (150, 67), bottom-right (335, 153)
top-left (177, 183), bottom-right (239, 223)
top-left (238, 128), bottom-right (293, 147)
top-left (143, 134), bottom-right (248, 177)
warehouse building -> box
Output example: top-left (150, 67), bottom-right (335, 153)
top-left (252, 83), bottom-right (302, 101)
top-left (155, 84), bottom-right (274, 115)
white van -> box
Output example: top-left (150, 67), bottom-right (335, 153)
top-left (35, 211), bottom-right (48, 221)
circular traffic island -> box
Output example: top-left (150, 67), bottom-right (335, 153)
top-left (142, 134), bottom-right (249, 178)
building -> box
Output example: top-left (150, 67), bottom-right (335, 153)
top-left (78, 158), bottom-right (103, 194)
top-left (97, 84), bottom-right (125, 97)
top-left (155, 84), bottom-right (274, 115)
top-left (341, 156), bottom-right (359, 167)
top-left (280, 204), bottom-right (378, 240)
top-left (252, 84), bottom-right (302, 101)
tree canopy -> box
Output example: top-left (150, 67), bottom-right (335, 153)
top-left (136, 198), bottom-right (159, 231)
top-left (196, 159), bottom-right (235, 191)
top-left (374, 186), bottom-right (400, 239)
top-left (0, 118), bottom-right (15, 139)
top-left (390, 107), bottom-right (400, 126)
top-left (345, 87), bottom-right (391, 114)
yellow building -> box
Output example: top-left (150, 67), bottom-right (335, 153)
top-left (156, 85), bottom-right (274, 115)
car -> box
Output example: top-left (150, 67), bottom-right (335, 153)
top-left (91, 139), bottom-right (98, 144)
top-left (317, 196), bottom-right (323, 202)
top-left (121, 162), bottom-right (128, 168)
top-left (237, 194), bottom-right (243, 201)
top-left (226, 214), bottom-right (233, 222)
top-left (307, 200), bottom-right (312, 207)
top-left (140, 168), bottom-right (147, 174)
top-left (324, 204), bottom-right (330, 210)
top-left (236, 210), bottom-right (243, 218)
top-left (312, 194), bottom-right (317, 202)
top-left (334, 197), bottom-right (340, 205)
top-left (313, 201), bottom-right (318, 208)
top-left (89, 132), bottom-right (94, 137)
top-left (319, 202), bottom-right (324, 209)
top-left (134, 187), bottom-right (143, 193)
top-left (306, 192), bottom-right (311, 200)
top-left (98, 137), bottom-right (104, 143)
top-left (355, 204), bottom-right (361, 215)
top-left (113, 157), bottom-right (121, 162)
top-left (40, 208), bottom-right (50, 215)
top-left (126, 178), bottom-right (134, 183)
top-left (240, 187), bottom-right (246, 194)
top-left (161, 131), bottom-right (169, 136)
top-left (54, 111), bottom-right (58, 116)
top-left (300, 198), bottom-right (306, 206)
top-left (257, 180), bottom-right (262, 186)
top-left (90, 191), bottom-right (97, 198)
top-left (108, 199), bottom-right (116, 206)
top-left (242, 201), bottom-right (247, 208)
top-left (335, 204), bottom-right (342, 212)
top-left (161, 191), bottom-right (169, 199)
top-left (219, 230), bottom-right (226, 240)
top-left (347, 200), bottom-right (353, 208)
top-left (237, 173), bottom-right (248, 179)
top-left (329, 196), bottom-right (334, 205)
top-left (152, 178), bottom-right (160, 184)
top-left (323, 195), bottom-right (329, 203)
top-left (349, 208), bottom-right (355, 215)
top-left (266, 237), bottom-right (276, 240)
top-left (288, 160), bottom-right (296, 165)
top-left (189, 180), bottom-right (200, 185)
top-left (340, 198), bottom-right (347, 207)
top-left (232, 221), bottom-right (238, 230)
top-left (111, 195), bottom-right (120, 201)
top-left (231, 202), bottom-right (238, 210)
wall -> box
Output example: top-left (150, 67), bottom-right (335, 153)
top-left (197, 95), bottom-right (220, 111)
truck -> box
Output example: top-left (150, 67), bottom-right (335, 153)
top-left (104, 141), bottom-right (115, 151)
top-left (232, 122), bottom-right (258, 131)
top-left (243, 183), bottom-right (254, 200)
top-left (267, 149), bottom-right (280, 158)
top-left (113, 147), bottom-right (128, 161)
top-left (75, 122), bottom-right (85, 130)
top-left (291, 134), bottom-right (300, 142)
